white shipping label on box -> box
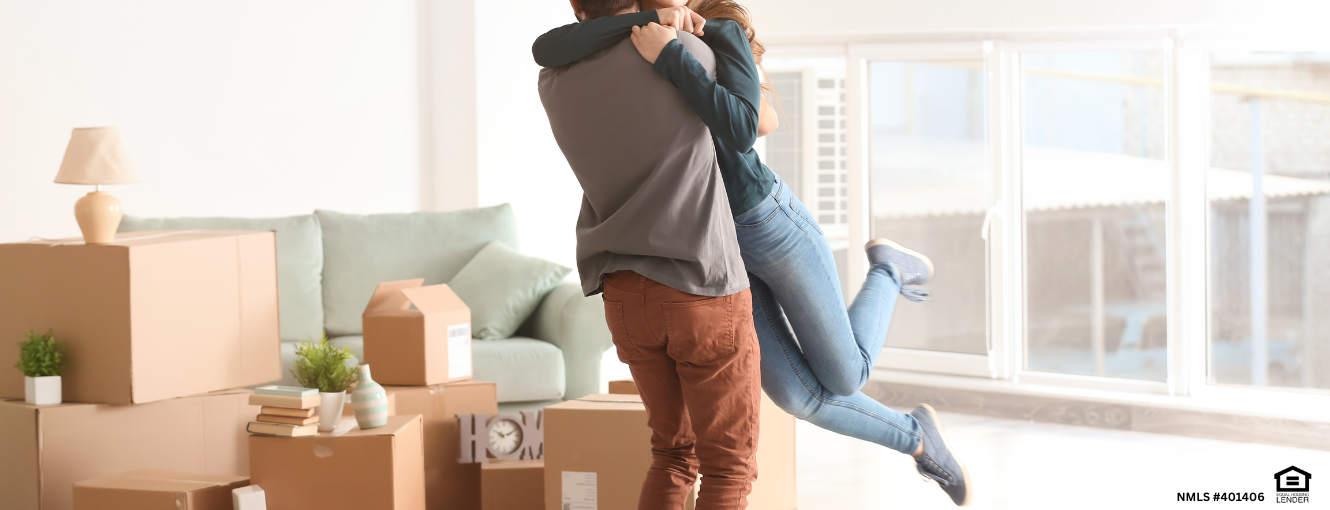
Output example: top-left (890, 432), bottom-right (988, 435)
top-left (449, 323), bottom-right (472, 378)
top-left (562, 471), bottom-right (596, 510)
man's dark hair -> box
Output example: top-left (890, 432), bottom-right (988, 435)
top-left (579, 0), bottom-right (636, 19)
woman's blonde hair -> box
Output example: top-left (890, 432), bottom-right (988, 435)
top-left (688, 0), bottom-right (785, 123)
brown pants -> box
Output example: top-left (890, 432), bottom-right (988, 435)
top-left (601, 270), bottom-right (761, 510)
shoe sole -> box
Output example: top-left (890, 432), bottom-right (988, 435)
top-left (918, 403), bottom-right (972, 507)
top-left (865, 238), bottom-right (935, 284)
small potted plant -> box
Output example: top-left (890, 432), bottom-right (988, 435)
top-left (291, 336), bottom-right (358, 432)
top-left (17, 330), bottom-right (66, 405)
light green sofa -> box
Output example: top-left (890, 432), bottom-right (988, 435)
top-left (120, 204), bottom-right (612, 408)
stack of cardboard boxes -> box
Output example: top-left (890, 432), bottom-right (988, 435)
top-left (0, 232), bottom-right (797, 510)
top-left (0, 231), bottom-right (281, 510)
top-left (247, 279), bottom-right (498, 510)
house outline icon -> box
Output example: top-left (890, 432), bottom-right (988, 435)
top-left (1275, 466), bottom-right (1311, 493)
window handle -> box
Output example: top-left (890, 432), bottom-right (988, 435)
top-left (980, 202), bottom-right (1002, 241)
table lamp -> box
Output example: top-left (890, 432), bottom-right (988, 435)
top-left (53, 127), bottom-right (141, 244)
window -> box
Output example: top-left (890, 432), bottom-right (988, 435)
top-left (868, 60), bottom-right (989, 355)
top-left (1208, 52), bottom-right (1330, 393)
top-left (1020, 51), bottom-right (1169, 381)
top-left (764, 56), bottom-right (850, 283)
top-left (765, 37), bottom-right (1330, 407)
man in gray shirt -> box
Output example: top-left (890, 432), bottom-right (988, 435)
top-left (537, 2), bottom-right (761, 509)
top-left (537, 9), bottom-right (745, 299)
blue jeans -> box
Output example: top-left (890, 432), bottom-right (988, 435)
top-left (733, 177), bottom-right (922, 455)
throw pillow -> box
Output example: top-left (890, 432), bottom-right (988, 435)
top-left (448, 241), bottom-right (571, 340)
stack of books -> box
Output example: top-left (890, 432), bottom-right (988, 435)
top-left (247, 386), bottom-right (321, 437)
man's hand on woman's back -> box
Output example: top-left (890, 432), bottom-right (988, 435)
top-left (656, 6), bottom-right (704, 36)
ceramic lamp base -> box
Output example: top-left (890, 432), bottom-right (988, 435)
top-left (74, 190), bottom-right (123, 244)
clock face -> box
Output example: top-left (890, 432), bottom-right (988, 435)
top-left (488, 418), bottom-right (523, 455)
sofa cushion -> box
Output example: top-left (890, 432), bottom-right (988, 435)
top-left (119, 214), bottom-right (324, 342)
top-left (449, 241), bottom-right (572, 341)
top-left (321, 335), bottom-right (565, 402)
top-left (316, 205), bottom-right (519, 337)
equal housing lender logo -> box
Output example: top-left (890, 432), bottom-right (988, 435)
top-left (1175, 466), bottom-right (1311, 504)
top-left (1274, 466), bottom-right (1311, 504)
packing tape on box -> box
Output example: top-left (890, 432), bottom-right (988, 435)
top-left (29, 230), bottom-right (204, 246)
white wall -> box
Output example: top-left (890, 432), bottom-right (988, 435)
top-left (473, 1), bottom-right (586, 269)
top-left (0, 1), bottom-right (422, 243)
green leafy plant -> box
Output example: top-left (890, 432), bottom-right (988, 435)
top-left (290, 335), bottom-right (358, 393)
top-left (16, 330), bottom-right (66, 378)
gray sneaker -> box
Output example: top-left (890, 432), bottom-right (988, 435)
top-left (911, 404), bottom-right (972, 506)
top-left (865, 238), bottom-right (934, 285)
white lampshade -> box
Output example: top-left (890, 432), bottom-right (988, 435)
top-left (54, 127), bottom-right (141, 185)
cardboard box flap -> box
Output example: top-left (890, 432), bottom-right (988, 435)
top-left (75, 469), bottom-right (248, 492)
top-left (399, 284), bottom-right (468, 316)
top-left (364, 279), bottom-right (425, 314)
top-left (21, 230), bottom-right (271, 248)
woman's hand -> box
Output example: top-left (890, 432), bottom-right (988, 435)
top-left (630, 23), bottom-right (678, 65)
top-left (655, 6), bottom-right (704, 36)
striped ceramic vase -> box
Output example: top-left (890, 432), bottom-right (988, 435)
top-left (351, 364), bottom-right (388, 429)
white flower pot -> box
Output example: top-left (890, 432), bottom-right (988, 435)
top-left (25, 376), bottom-right (61, 405)
top-left (318, 391), bottom-right (346, 432)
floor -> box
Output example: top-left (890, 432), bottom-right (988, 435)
top-left (795, 407), bottom-right (1330, 509)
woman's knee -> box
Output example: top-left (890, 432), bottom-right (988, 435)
top-left (820, 370), bottom-right (868, 398)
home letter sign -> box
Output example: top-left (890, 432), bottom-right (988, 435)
top-left (458, 413), bottom-right (489, 464)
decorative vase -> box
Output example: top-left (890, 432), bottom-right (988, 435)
top-left (317, 391), bottom-right (346, 432)
top-left (24, 375), bottom-right (61, 405)
top-left (351, 364), bottom-right (388, 429)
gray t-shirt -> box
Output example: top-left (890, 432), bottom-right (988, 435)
top-left (539, 33), bottom-right (747, 297)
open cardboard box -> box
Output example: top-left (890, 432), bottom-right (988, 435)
top-left (0, 389), bottom-right (257, 510)
top-left (0, 231), bottom-right (281, 405)
top-left (362, 279), bottom-right (472, 386)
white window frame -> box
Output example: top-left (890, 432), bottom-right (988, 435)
top-left (846, 41), bottom-right (996, 378)
top-left (765, 29), bottom-right (1330, 409)
top-left (1002, 37), bottom-right (1176, 396)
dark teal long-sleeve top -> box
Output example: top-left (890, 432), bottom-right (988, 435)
top-left (533, 11), bottom-right (777, 217)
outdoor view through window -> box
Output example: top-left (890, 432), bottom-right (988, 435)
top-left (869, 60), bottom-right (989, 356)
top-left (1209, 52), bottom-right (1330, 393)
top-left (1022, 51), bottom-right (1168, 381)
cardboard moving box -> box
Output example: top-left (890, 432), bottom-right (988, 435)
top-left (250, 414), bottom-right (426, 510)
top-left (0, 389), bottom-right (257, 510)
top-left (481, 460), bottom-right (543, 510)
top-left (386, 379), bottom-right (498, 510)
top-left (544, 394), bottom-right (701, 510)
top-left (0, 231), bottom-right (281, 405)
top-left (606, 380), bottom-right (798, 510)
top-left (362, 279), bottom-right (473, 386)
top-left (72, 470), bottom-right (249, 510)
top-left (606, 379), bottom-right (638, 395)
